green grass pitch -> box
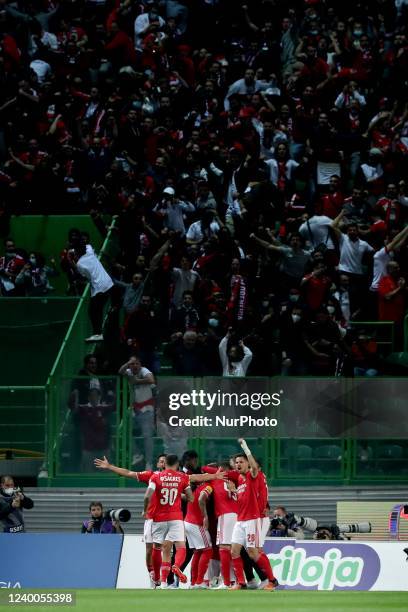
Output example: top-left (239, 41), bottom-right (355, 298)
top-left (15, 590), bottom-right (408, 612)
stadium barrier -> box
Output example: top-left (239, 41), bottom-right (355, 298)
top-left (0, 534), bottom-right (122, 588)
top-left (0, 215), bottom-right (111, 465)
top-left (44, 375), bottom-right (408, 487)
top-left (1, 534), bottom-right (407, 591)
top-left (45, 219), bottom-right (120, 482)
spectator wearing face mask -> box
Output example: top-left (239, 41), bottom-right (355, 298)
top-left (0, 475), bottom-right (34, 533)
top-left (15, 251), bottom-right (57, 295)
top-left (326, 298), bottom-right (347, 338)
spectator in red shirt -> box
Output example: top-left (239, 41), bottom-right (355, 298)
top-left (299, 46), bottom-right (329, 88)
top-left (0, 238), bottom-right (25, 295)
top-left (105, 21), bottom-right (137, 69)
top-left (300, 261), bottom-right (332, 312)
top-left (318, 175), bottom-right (344, 218)
top-left (378, 262), bottom-right (406, 323)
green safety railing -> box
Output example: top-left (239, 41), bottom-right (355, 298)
top-left (349, 321), bottom-right (395, 353)
top-left (0, 386), bottom-right (47, 457)
top-left (45, 220), bottom-right (121, 481)
top-left (43, 374), bottom-right (408, 487)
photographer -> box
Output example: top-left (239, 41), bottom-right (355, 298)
top-left (0, 475), bottom-right (34, 533)
top-left (81, 501), bottom-right (123, 534)
top-left (268, 506), bottom-right (317, 539)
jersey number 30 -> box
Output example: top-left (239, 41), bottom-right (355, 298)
top-left (160, 487), bottom-right (178, 505)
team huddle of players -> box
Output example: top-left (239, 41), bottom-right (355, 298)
top-left (94, 439), bottom-right (277, 590)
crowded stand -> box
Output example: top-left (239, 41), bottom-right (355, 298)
top-left (0, 0), bottom-right (408, 376)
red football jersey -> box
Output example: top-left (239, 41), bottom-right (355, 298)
top-left (256, 470), bottom-right (269, 517)
top-left (137, 470), bottom-right (154, 519)
top-left (137, 470), bottom-right (153, 484)
top-left (235, 471), bottom-right (262, 521)
top-left (184, 484), bottom-right (212, 525)
top-left (149, 469), bottom-right (191, 522)
top-left (209, 479), bottom-right (238, 518)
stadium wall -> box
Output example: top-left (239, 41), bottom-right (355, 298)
top-left (1, 535), bottom-right (408, 591)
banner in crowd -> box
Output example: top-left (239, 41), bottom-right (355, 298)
top-left (1, 535), bottom-right (408, 590)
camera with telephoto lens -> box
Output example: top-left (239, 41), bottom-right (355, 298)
top-left (314, 522), bottom-right (371, 540)
top-left (270, 512), bottom-right (318, 536)
top-left (104, 508), bottom-right (131, 522)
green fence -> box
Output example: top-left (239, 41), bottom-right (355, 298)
top-left (0, 386), bottom-right (46, 457)
top-left (45, 220), bottom-right (121, 482)
top-left (43, 374), bottom-right (408, 487)
top-left (0, 216), bottom-right (115, 463)
top-left (46, 217), bottom-right (120, 382)
top-left (349, 321), bottom-right (395, 354)
top-left (0, 298), bottom-right (78, 386)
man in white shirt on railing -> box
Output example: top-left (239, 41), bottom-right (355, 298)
top-left (71, 243), bottom-right (113, 342)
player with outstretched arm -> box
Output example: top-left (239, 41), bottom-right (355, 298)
top-left (229, 439), bottom-right (278, 590)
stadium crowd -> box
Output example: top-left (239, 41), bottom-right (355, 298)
top-left (1, 0), bottom-right (408, 376)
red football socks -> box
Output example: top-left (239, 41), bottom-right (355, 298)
top-left (257, 553), bottom-right (275, 582)
top-left (219, 548), bottom-right (232, 586)
top-left (174, 547), bottom-right (186, 568)
top-left (161, 561), bottom-right (171, 583)
top-left (232, 556), bottom-right (246, 585)
top-left (152, 548), bottom-right (162, 582)
top-left (191, 550), bottom-right (202, 585)
top-left (196, 548), bottom-right (212, 584)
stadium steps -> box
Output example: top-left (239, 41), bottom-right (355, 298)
top-left (22, 486), bottom-right (407, 534)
